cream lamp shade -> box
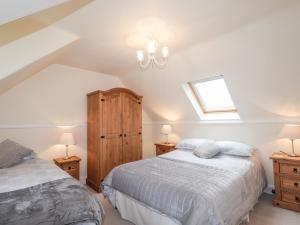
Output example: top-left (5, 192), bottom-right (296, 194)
top-left (279, 124), bottom-right (300, 140)
top-left (60, 132), bottom-right (75, 145)
top-left (59, 132), bottom-right (75, 159)
top-left (161, 125), bottom-right (172, 144)
top-left (279, 124), bottom-right (300, 157)
top-left (161, 125), bottom-right (172, 134)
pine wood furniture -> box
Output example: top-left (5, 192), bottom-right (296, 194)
top-left (86, 88), bottom-right (143, 192)
top-left (155, 143), bottom-right (176, 156)
top-left (270, 152), bottom-right (300, 212)
top-left (53, 156), bottom-right (81, 180)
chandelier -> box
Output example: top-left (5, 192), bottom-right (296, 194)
top-left (136, 39), bottom-right (169, 70)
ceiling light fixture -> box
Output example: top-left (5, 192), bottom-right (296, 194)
top-left (136, 39), bottom-right (169, 70)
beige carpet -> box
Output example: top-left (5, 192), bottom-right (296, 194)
top-left (95, 193), bottom-right (300, 225)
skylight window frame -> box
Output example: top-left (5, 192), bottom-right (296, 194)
top-left (188, 75), bottom-right (237, 114)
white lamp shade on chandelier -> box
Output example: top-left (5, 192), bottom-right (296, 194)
top-left (279, 124), bottom-right (300, 140)
top-left (60, 132), bottom-right (75, 145)
top-left (136, 39), bottom-right (169, 70)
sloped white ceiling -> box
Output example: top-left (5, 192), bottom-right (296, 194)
top-left (0, 27), bottom-right (79, 94)
top-left (118, 4), bottom-right (300, 122)
top-left (0, 0), bottom-right (68, 26)
top-left (53, 0), bottom-right (299, 75)
top-left (0, 0), bottom-right (93, 94)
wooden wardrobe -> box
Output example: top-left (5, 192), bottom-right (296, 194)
top-left (86, 88), bottom-right (143, 191)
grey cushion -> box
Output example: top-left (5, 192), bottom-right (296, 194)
top-left (193, 142), bottom-right (220, 159)
top-left (0, 139), bottom-right (34, 168)
top-left (216, 141), bottom-right (256, 157)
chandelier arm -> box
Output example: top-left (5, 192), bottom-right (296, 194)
top-left (138, 54), bottom-right (152, 70)
top-left (153, 57), bottom-right (168, 69)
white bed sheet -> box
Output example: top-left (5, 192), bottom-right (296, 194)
top-left (0, 158), bottom-right (70, 193)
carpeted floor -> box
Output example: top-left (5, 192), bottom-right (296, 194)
top-left (94, 193), bottom-right (300, 225)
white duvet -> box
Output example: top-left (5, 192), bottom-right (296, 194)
top-left (104, 150), bottom-right (267, 225)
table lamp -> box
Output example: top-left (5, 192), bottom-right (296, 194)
top-left (161, 125), bottom-right (172, 144)
top-left (60, 132), bottom-right (75, 159)
top-left (279, 124), bottom-right (300, 157)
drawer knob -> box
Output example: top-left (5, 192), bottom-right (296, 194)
top-left (68, 166), bottom-right (72, 170)
top-left (293, 168), bottom-right (298, 173)
top-left (294, 182), bottom-right (299, 188)
top-left (295, 196), bottom-right (300, 202)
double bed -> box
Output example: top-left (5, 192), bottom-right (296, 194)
top-left (0, 157), bottom-right (104, 225)
top-left (103, 149), bottom-right (266, 225)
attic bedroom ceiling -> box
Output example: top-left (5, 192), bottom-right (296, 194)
top-left (54, 0), bottom-right (299, 75)
top-left (1, 0), bottom-right (300, 122)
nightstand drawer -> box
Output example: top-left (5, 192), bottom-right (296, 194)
top-left (61, 162), bottom-right (78, 171)
top-left (280, 164), bottom-right (300, 175)
top-left (53, 156), bottom-right (81, 180)
top-left (282, 192), bottom-right (300, 204)
top-left (155, 143), bottom-right (176, 156)
top-left (66, 169), bottom-right (79, 179)
top-left (281, 178), bottom-right (300, 190)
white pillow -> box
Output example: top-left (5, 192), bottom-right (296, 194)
top-left (176, 138), bottom-right (215, 151)
top-left (216, 141), bottom-right (256, 157)
top-left (193, 142), bottom-right (220, 159)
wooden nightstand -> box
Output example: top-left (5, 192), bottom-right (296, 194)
top-left (270, 152), bottom-right (300, 212)
top-left (54, 156), bottom-right (81, 180)
top-left (155, 143), bottom-right (176, 156)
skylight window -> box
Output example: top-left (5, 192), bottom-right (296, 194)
top-left (190, 77), bottom-right (236, 113)
top-left (183, 76), bottom-right (240, 121)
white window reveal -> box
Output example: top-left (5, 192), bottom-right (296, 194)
top-left (183, 76), bottom-right (240, 121)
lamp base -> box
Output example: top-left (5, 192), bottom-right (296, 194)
top-left (280, 151), bottom-right (300, 157)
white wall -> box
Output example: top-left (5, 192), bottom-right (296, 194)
top-left (0, 64), bottom-right (154, 183)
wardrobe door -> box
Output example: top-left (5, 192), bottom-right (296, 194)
top-left (122, 93), bottom-right (142, 163)
top-left (86, 93), bottom-right (100, 190)
top-left (100, 136), bottom-right (122, 179)
top-left (100, 92), bottom-right (123, 180)
top-left (123, 133), bottom-right (141, 163)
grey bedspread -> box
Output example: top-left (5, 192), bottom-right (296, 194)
top-left (0, 178), bottom-right (104, 225)
top-left (103, 155), bottom-right (265, 225)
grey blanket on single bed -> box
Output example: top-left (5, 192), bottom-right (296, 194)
top-left (0, 178), bottom-right (104, 225)
top-left (103, 157), bottom-right (263, 225)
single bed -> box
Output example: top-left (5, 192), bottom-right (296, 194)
top-left (102, 149), bottom-right (266, 225)
top-left (0, 157), bottom-right (104, 225)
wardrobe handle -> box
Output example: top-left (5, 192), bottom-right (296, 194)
top-left (295, 196), bottom-right (300, 202)
top-left (293, 168), bottom-right (298, 173)
top-left (119, 134), bottom-right (123, 137)
top-left (294, 182), bottom-right (299, 188)
top-left (100, 136), bottom-right (105, 139)
top-left (124, 134), bottom-right (127, 137)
